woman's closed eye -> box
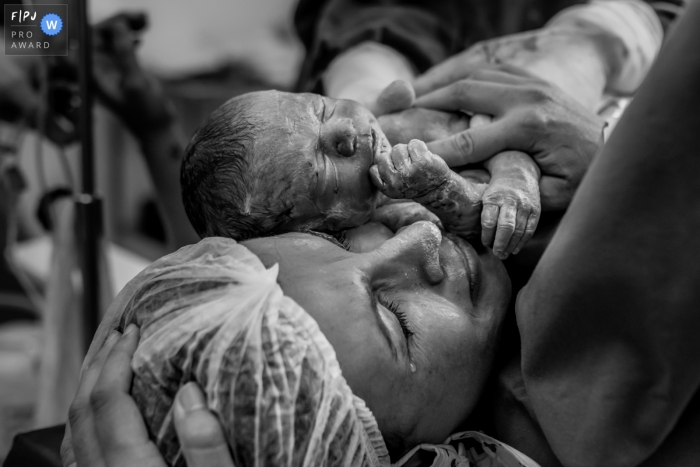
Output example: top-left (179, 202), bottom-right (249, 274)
top-left (305, 230), bottom-right (351, 251)
top-left (377, 292), bottom-right (414, 341)
top-left (333, 231), bottom-right (352, 251)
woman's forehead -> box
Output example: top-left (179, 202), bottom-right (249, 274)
top-left (243, 232), bottom-right (349, 269)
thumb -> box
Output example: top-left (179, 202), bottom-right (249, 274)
top-left (373, 80), bottom-right (415, 116)
top-left (174, 383), bottom-right (234, 467)
top-left (426, 119), bottom-right (513, 167)
top-left (60, 424), bottom-right (76, 467)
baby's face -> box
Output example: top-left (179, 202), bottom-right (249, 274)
top-left (245, 90), bottom-right (391, 231)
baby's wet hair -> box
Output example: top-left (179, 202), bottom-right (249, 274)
top-left (181, 95), bottom-right (296, 241)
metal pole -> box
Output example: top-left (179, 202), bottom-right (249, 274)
top-left (76, 0), bottom-right (102, 355)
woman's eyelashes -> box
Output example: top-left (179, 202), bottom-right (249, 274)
top-left (333, 231), bottom-right (351, 251)
top-left (377, 292), bottom-right (414, 341)
top-left (306, 230), bottom-right (351, 251)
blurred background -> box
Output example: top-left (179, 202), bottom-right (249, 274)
top-left (0, 0), bottom-right (303, 459)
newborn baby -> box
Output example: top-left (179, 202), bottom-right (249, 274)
top-left (181, 85), bottom-right (541, 258)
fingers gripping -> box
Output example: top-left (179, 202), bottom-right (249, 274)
top-left (481, 204), bottom-right (500, 248)
top-left (482, 195), bottom-right (540, 259)
top-left (492, 203), bottom-right (518, 259)
top-left (371, 140), bottom-right (450, 199)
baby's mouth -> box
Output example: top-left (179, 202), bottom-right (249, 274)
top-left (371, 127), bottom-right (390, 163)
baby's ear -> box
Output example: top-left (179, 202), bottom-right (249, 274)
top-left (374, 80), bottom-right (415, 116)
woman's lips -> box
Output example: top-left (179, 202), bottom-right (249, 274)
top-left (445, 234), bottom-right (482, 301)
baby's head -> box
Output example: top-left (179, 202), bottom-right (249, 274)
top-left (181, 90), bottom-right (391, 241)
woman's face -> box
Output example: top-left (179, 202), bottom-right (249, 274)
top-left (243, 222), bottom-right (511, 453)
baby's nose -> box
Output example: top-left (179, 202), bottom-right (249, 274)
top-left (332, 119), bottom-right (358, 157)
top-left (336, 134), bottom-right (357, 157)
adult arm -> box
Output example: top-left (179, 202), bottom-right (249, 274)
top-left (414, 0), bottom-right (665, 110)
top-left (516, 2), bottom-right (700, 466)
top-left (294, 0), bottom-right (469, 94)
top-left (92, 13), bottom-right (199, 250)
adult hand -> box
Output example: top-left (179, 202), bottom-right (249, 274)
top-left (413, 26), bottom-right (610, 111)
top-left (92, 12), bottom-right (177, 139)
top-left (62, 324), bottom-right (234, 467)
top-left (414, 65), bottom-right (605, 210)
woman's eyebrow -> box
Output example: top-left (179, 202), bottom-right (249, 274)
top-left (367, 285), bottom-right (399, 361)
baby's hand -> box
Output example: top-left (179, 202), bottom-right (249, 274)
top-left (481, 154), bottom-right (541, 259)
top-left (370, 139), bottom-right (451, 199)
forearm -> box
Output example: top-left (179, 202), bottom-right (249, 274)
top-left (545, 0), bottom-right (663, 94)
top-left (517, 2), bottom-right (700, 464)
top-left (295, 0), bottom-right (467, 93)
top-left (137, 125), bottom-right (199, 250)
top-left (322, 42), bottom-right (415, 109)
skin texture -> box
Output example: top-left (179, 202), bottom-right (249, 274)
top-left (238, 90), bottom-right (391, 232)
top-left (371, 201), bottom-right (442, 233)
top-left (481, 151), bottom-right (541, 258)
top-left (374, 81), bottom-right (541, 257)
top-left (370, 140), bottom-right (484, 238)
top-left (370, 140), bottom-right (540, 258)
top-left (243, 223), bottom-right (511, 457)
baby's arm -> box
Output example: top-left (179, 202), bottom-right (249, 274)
top-left (481, 151), bottom-right (541, 259)
top-left (370, 139), bottom-right (486, 238)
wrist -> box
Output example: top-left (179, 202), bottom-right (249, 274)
top-left (485, 152), bottom-right (540, 179)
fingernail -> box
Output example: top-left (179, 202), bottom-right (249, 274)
top-left (124, 323), bottom-right (138, 335)
top-left (178, 382), bottom-right (206, 412)
top-left (513, 247), bottom-right (520, 255)
top-left (106, 329), bottom-right (121, 344)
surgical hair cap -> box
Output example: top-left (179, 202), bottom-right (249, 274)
top-left (97, 237), bottom-right (390, 467)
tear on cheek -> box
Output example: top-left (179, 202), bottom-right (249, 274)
top-left (293, 239), bottom-right (325, 250)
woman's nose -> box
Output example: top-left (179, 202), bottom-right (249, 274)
top-left (326, 118), bottom-right (358, 157)
top-left (373, 222), bottom-right (445, 285)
